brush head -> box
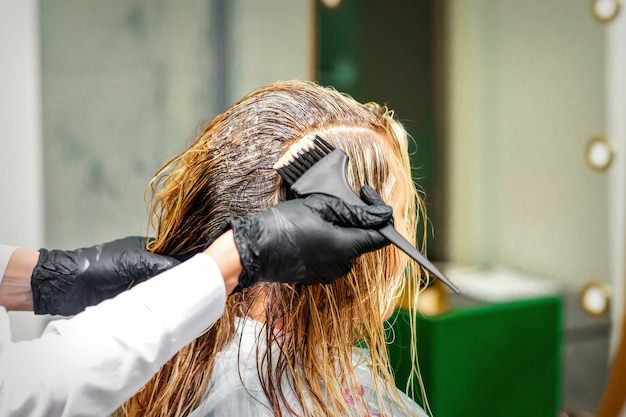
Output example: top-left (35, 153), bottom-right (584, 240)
top-left (272, 133), bottom-right (461, 293)
top-left (273, 134), bottom-right (335, 185)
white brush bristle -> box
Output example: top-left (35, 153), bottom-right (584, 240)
top-left (273, 133), bottom-right (317, 170)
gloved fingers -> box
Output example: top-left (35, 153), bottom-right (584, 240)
top-left (357, 203), bottom-right (394, 228)
top-left (141, 254), bottom-right (180, 277)
top-left (303, 192), bottom-right (393, 229)
top-left (340, 226), bottom-right (390, 255)
top-left (359, 185), bottom-right (396, 227)
top-left (116, 243), bottom-right (182, 280)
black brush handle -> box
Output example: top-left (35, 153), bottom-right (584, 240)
top-left (378, 224), bottom-right (460, 293)
top-left (289, 149), bottom-right (460, 293)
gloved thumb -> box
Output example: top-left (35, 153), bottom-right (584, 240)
top-left (359, 185), bottom-right (395, 227)
top-left (360, 185), bottom-right (386, 206)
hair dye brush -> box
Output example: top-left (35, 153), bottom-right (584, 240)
top-left (274, 134), bottom-right (460, 293)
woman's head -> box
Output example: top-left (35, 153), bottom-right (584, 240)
top-left (149, 80), bottom-right (418, 314)
top-left (123, 80), bottom-right (424, 417)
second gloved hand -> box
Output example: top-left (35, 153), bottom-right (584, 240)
top-left (31, 237), bottom-right (179, 316)
top-left (229, 186), bottom-right (393, 292)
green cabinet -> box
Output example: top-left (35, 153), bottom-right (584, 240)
top-left (387, 296), bottom-right (563, 417)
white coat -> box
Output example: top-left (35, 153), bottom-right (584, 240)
top-left (0, 246), bottom-right (227, 417)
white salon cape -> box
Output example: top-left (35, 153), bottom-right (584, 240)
top-left (0, 245), bottom-right (227, 417)
top-left (189, 316), bottom-right (430, 417)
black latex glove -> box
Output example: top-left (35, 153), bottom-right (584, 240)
top-left (229, 186), bottom-right (393, 293)
top-left (31, 237), bottom-right (180, 316)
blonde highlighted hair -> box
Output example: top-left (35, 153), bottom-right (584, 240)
top-left (118, 80), bottom-right (426, 417)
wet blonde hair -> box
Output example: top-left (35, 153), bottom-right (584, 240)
top-left (118, 80), bottom-right (426, 417)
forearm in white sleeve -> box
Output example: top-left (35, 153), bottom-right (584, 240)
top-left (0, 253), bottom-right (226, 417)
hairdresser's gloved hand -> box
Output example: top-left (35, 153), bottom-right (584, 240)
top-left (31, 237), bottom-right (179, 316)
top-left (229, 186), bottom-right (393, 292)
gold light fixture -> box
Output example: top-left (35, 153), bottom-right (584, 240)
top-left (586, 135), bottom-right (614, 172)
top-left (320, 0), bottom-right (342, 9)
top-left (580, 281), bottom-right (611, 317)
top-left (591, 0), bottom-right (621, 23)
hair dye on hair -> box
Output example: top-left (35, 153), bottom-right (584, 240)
top-left (117, 80), bottom-right (428, 417)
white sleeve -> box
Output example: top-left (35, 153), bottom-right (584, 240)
top-left (0, 245), bottom-right (18, 286)
top-left (0, 253), bottom-right (226, 417)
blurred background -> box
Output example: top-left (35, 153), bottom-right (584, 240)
top-left (1, 0), bottom-right (625, 416)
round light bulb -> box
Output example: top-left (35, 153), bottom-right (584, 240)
top-left (592, 0), bottom-right (621, 23)
top-left (586, 136), bottom-right (614, 171)
top-left (580, 281), bottom-right (611, 317)
top-left (321, 0), bottom-right (342, 9)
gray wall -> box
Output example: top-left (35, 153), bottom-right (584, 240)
top-left (40, 0), bottom-right (313, 250)
top-left (41, 0), bottom-right (219, 249)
